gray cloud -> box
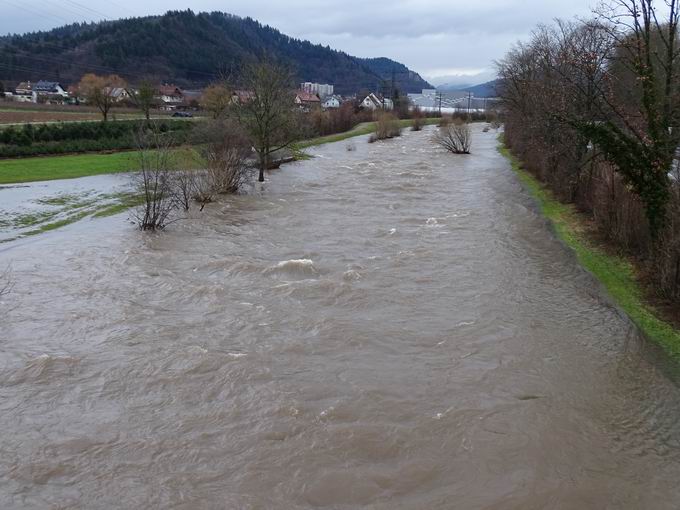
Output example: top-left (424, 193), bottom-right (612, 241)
top-left (1, 0), bottom-right (596, 84)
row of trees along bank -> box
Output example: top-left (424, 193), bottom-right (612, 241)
top-left (498, 0), bottom-right (680, 302)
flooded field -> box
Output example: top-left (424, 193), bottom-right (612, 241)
top-left (2, 125), bottom-right (680, 508)
top-left (0, 174), bottom-right (135, 242)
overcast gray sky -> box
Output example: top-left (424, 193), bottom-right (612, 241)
top-left (0, 0), bottom-right (595, 86)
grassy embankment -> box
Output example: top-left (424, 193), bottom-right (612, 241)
top-left (498, 136), bottom-right (680, 359)
top-left (296, 118), bottom-right (439, 150)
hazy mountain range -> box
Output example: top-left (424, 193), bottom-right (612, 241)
top-left (437, 79), bottom-right (500, 98)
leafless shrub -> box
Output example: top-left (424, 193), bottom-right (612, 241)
top-left (170, 169), bottom-right (201, 211)
top-left (438, 115), bottom-right (452, 128)
top-left (190, 173), bottom-right (215, 210)
top-left (131, 125), bottom-right (178, 230)
top-left (411, 107), bottom-right (424, 131)
top-left (197, 118), bottom-right (252, 194)
top-left (434, 121), bottom-right (472, 154)
top-left (371, 111), bottom-right (402, 142)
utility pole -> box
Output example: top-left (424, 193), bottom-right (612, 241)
top-left (435, 91), bottom-right (442, 115)
top-left (391, 68), bottom-right (396, 99)
top-left (467, 92), bottom-right (472, 121)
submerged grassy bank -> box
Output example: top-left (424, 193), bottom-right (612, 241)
top-left (296, 118), bottom-right (439, 151)
top-left (498, 137), bottom-right (680, 359)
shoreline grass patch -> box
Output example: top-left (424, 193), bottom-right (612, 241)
top-left (498, 136), bottom-right (680, 359)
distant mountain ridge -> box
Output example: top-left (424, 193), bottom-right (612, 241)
top-left (0, 10), bottom-right (432, 94)
top-left (437, 79), bottom-right (500, 98)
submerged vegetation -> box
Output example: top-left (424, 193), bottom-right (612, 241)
top-left (368, 112), bottom-right (402, 143)
top-left (434, 120), bottom-right (472, 154)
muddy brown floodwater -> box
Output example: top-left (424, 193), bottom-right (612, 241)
top-left (2, 125), bottom-right (680, 509)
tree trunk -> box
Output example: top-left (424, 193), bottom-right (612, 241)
top-left (258, 152), bottom-right (266, 182)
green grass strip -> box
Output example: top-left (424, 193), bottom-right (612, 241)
top-left (497, 136), bottom-right (680, 359)
top-left (0, 146), bottom-right (203, 185)
top-left (295, 118), bottom-right (440, 154)
top-left (0, 152), bottom-right (139, 184)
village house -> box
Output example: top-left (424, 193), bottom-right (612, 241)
top-left (294, 90), bottom-right (321, 109)
top-left (157, 84), bottom-right (184, 110)
top-left (322, 95), bottom-right (342, 109)
top-left (106, 87), bottom-right (130, 103)
top-left (12, 82), bottom-right (34, 102)
top-left (231, 90), bottom-right (254, 104)
top-left (360, 93), bottom-right (393, 111)
top-left (13, 80), bottom-right (69, 103)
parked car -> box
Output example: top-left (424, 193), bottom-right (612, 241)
top-left (172, 111), bottom-right (193, 118)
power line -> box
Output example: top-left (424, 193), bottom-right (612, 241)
top-left (43, 0), bottom-right (96, 23)
top-left (0, 0), bottom-right (71, 25)
top-left (61, 0), bottom-right (114, 20)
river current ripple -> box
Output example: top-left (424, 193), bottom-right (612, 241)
top-left (2, 125), bottom-right (680, 508)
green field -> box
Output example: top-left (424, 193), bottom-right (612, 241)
top-left (0, 151), bottom-right (140, 184)
top-left (0, 146), bottom-right (206, 184)
top-left (498, 136), bottom-right (680, 359)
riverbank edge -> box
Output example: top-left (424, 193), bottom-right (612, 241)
top-left (497, 136), bottom-right (680, 359)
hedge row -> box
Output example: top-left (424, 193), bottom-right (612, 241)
top-left (0, 119), bottom-right (193, 146)
top-left (0, 120), bottom-right (194, 157)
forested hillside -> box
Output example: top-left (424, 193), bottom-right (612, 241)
top-left (0, 10), bottom-right (432, 94)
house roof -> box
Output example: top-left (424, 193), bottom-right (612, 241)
top-left (232, 90), bottom-right (254, 103)
top-left (159, 85), bottom-right (182, 97)
top-left (34, 81), bottom-right (63, 93)
top-left (15, 81), bottom-right (32, 92)
top-left (296, 91), bottom-right (320, 102)
top-left (106, 87), bottom-right (127, 98)
top-left (363, 93), bottom-right (383, 107)
top-left (182, 90), bottom-right (202, 101)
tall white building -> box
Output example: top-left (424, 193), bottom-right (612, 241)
top-left (300, 82), bottom-right (334, 98)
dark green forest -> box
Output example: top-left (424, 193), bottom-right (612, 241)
top-left (0, 10), bottom-right (432, 94)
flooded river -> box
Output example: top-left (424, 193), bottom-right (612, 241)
top-left (2, 125), bottom-right (680, 508)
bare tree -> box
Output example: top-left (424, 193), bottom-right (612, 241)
top-left (233, 61), bottom-right (299, 182)
top-left (127, 80), bottom-right (158, 121)
top-left (544, 0), bottom-right (680, 235)
top-left (200, 82), bottom-right (232, 119)
top-left (435, 121), bottom-right (472, 154)
top-left (131, 124), bottom-right (178, 230)
top-left (78, 73), bottom-right (127, 121)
